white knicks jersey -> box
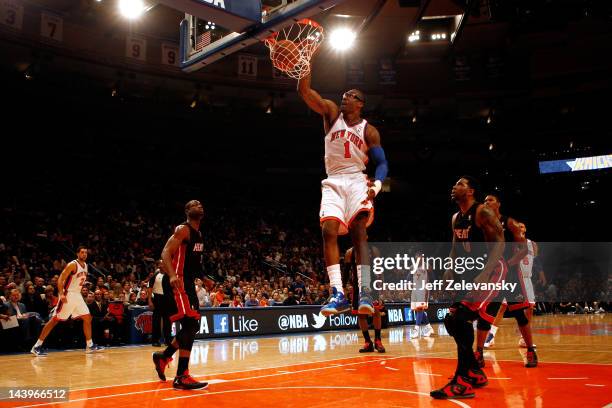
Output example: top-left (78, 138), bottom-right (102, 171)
top-left (519, 239), bottom-right (535, 278)
top-left (411, 262), bottom-right (428, 303)
top-left (324, 113), bottom-right (368, 176)
top-left (66, 260), bottom-right (88, 293)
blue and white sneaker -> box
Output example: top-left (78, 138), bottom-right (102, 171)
top-left (357, 289), bottom-right (374, 315)
top-left (484, 333), bottom-right (495, 348)
top-left (30, 345), bottom-right (47, 356)
top-left (320, 288), bottom-right (351, 316)
top-left (86, 344), bottom-right (104, 353)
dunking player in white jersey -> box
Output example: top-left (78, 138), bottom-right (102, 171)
top-left (31, 246), bottom-right (103, 355)
top-left (298, 60), bottom-right (388, 317)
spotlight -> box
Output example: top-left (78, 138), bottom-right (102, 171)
top-left (119, 0), bottom-right (146, 19)
top-left (329, 28), bottom-right (356, 51)
top-left (111, 88), bottom-right (118, 97)
top-left (205, 21), bottom-right (216, 30)
top-left (190, 93), bottom-right (199, 108)
top-left (412, 116), bottom-right (417, 123)
top-left (489, 143), bottom-right (494, 151)
top-left (266, 105), bottom-right (272, 114)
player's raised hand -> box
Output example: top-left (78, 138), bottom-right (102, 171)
top-left (363, 179), bottom-right (382, 204)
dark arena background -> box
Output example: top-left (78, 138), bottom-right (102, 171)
top-left (0, 1), bottom-right (611, 407)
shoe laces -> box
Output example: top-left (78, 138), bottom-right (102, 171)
top-left (180, 371), bottom-right (197, 384)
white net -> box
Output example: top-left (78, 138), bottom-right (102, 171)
top-left (264, 19), bottom-right (324, 79)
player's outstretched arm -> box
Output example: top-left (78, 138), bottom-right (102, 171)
top-left (161, 225), bottom-right (189, 290)
top-left (297, 70), bottom-right (339, 122)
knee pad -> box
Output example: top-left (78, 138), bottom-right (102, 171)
top-left (514, 310), bottom-right (529, 327)
top-left (476, 318), bottom-right (491, 332)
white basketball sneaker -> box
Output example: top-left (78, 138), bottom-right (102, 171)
top-left (518, 337), bottom-right (535, 348)
top-left (421, 324), bottom-right (434, 337)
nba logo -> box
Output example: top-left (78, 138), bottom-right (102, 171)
top-left (404, 308), bottom-right (414, 322)
top-left (213, 314), bottom-right (229, 334)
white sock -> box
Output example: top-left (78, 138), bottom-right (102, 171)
top-left (87, 339), bottom-right (93, 348)
top-left (327, 264), bottom-right (343, 294)
top-left (490, 325), bottom-right (498, 336)
top-left (34, 339), bottom-right (43, 348)
top-left (357, 265), bottom-right (371, 292)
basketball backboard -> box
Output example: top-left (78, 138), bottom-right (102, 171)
top-left (155, 0), bottom-right (346, 73)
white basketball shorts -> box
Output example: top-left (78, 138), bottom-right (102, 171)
top-left (53, 291), bottom-right (90, 320)
top-left (319, 173), bottom-right (374, 235)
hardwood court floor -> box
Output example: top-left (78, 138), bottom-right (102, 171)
top-left (1, 314), bottom-right (610, 407)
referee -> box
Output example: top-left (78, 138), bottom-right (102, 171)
top-left (148, 260), bottom-right (172, 347)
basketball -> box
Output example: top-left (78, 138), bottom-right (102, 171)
top-left (271, 39), bottom-right (300, 71)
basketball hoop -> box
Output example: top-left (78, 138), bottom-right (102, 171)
top-left (264, 18), bottom-right (324, 80)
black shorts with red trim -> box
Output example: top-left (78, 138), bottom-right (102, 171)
top-left (168, 289), bottom-right (200, 322)
top-left (459, 259), bottom-right (508, 324)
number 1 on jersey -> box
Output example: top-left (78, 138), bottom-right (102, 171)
top-left (344, 141), bottom-right (351, 158)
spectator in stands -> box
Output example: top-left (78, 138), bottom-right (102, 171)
top-left (195, 278), bottom-right (211, 307)
top-left (245, 295), bottom-right (259, 307)
top-left (96, 277), bottom-right (107, 292)
top-left (49, 275), bottom-right (59, 296)
top-left (33, 277), bottom-right (46, 296)
top-left (283, 291), bottom-right (298, 306)
top-left (0, 301), bottom-right (24, 351)
top-left (0, 275), bottom-right (8, 297)
top-left (291, 276), bottom-right (306, 294)
top-left (43, 285), bottom-right (58, 319)
top-left (220, 294), bottom-right (232, 307)
top-left (136, 289), bottom-right (148, 306)
top-left (5, 289), bottom-right (41, 348)
top-left (256, 291), bottom-right (268, 307)
top-left (232, 294), bottom-right (243, 307)
top-left (313, 291), bottom-right (326, 305)
top-left (88, 290), bottom-right (114, 346)
top-left (22, 284), bottom-right (47, 320)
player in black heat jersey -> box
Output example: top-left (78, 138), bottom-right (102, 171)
top-left (430, 176), bottom-right (507, 400)
top-left (153, 200), bottom-right (208, 390)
